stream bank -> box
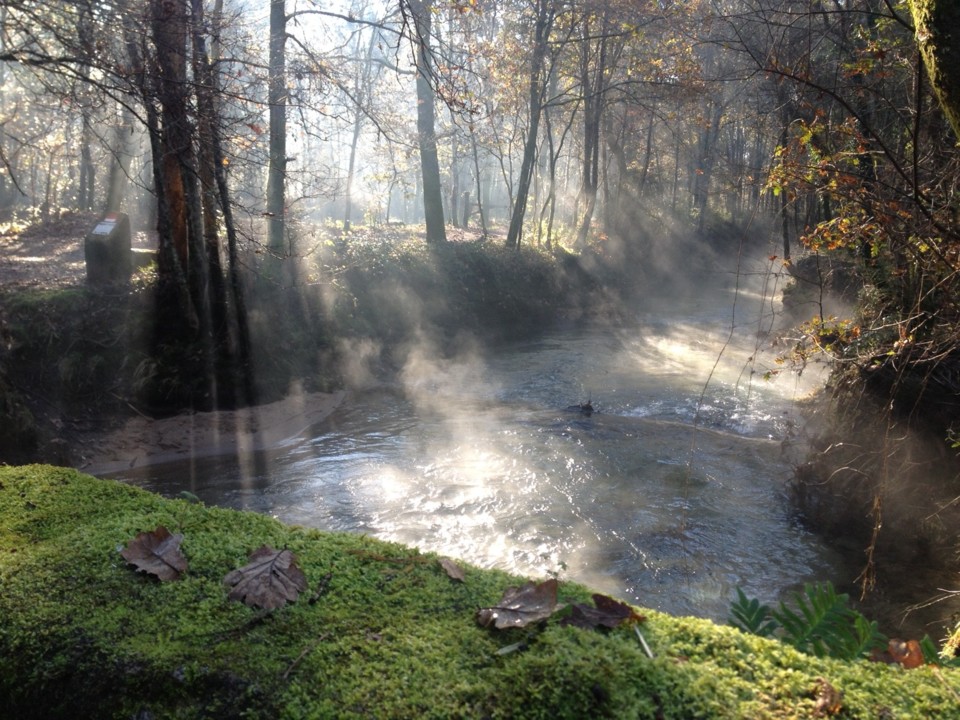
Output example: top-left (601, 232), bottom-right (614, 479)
top-left (780, 255), bottom-right (960, 638)
top-left (2, 465), bottom-right (958, 719)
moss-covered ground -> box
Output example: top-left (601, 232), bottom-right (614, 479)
top-left (1, 464), bottom-right (958, 719)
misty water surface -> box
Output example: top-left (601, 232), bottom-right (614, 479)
top-left (109, 278), bottom-right (847, 622)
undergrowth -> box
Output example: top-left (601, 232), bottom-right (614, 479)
top-left (730, 582), bottom-right (960, 666)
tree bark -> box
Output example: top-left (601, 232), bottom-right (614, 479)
top-left (408, 0), bottom-right (447, 243)
top-left (267, 0), bottom-right (288, 259)
top-left (506, 0), bottom-right (553, 249)
top-left (909, 0), bottom-right (960, 141)
top-left (151, 0), bottom-right (194, 284)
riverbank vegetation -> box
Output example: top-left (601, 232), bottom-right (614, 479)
top-left (2, 464), bottom-right (958, 719)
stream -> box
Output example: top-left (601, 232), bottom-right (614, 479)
top-left (108, 278), bottom-right (857, 624)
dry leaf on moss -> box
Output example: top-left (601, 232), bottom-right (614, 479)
top-left (120, 526), bottom-right (187, 581)
top-left (561, 594), bottom-right (646, 630)
top-left (438, 557), bottom-right (465, 582)
top-left (477, 578), bottom-right (558, 629)
top-left (224, 546), bottom-right (308, 610)
top-left (888, 639), bottom-right (925, 669)
top-left (813, 676), bottom-right (843, 717)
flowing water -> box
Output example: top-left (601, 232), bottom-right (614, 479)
top-left (107, 279), bottom-right (852, 623)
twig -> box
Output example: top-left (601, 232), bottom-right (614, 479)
top-left (109, 391), bottom-right (152, 419)
top-left (308, 572), bottom-right (333, 605)
top-left (932, 667), bottom-right (960, 705)
top-left (634, 625), bottom-right (654, 659)
top-left (282, 634), bottom-right (328, 681)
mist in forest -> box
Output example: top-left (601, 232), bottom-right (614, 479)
top-left (3, 0), bottom-right (960, 643)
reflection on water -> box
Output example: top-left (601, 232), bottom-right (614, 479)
top-left (107, 285), bottom-right (846, 622)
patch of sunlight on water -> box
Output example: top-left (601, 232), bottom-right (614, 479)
top-left (107, 286), bottom-right (848, 623)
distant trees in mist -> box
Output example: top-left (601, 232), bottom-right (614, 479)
top-left (1, 0), bottom-right (958, 411)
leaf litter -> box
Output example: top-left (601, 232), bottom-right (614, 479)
top-left (120, 526), bottom-right (188, 581)
top-left (476, 578), bottom-right (559, 630)
top-left (223, 546), bottom-right (308, 610)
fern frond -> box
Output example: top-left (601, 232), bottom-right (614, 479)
top-left (730, 582), bottom-right (891, 660)
top-left (729, 587), bottom-right (779, 637)
top-left (782, 583), bottom-right (849, 656)
top-left (774, 582), bottom-right (886, 659)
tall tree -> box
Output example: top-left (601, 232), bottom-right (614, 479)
top-left (505, 0), bottom-right (556, 249)
top-left (573, 0), bottom-right (622, 248)
top-left (909, 0), bottom-right (960, 140)
top-left (407, 0), bottom-right (447, 243)
top-left (267, 0), bottom-right (288, 260)
top-left (343, 24), bottom-right (379, 232)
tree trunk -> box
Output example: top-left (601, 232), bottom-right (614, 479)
top-left (408, 0), bottom-right (446, 243)
top-left (778, 121), bottom-right (790, 261)
top-left (909, 0), bottom-right (960, 141)
top-left (192, 0), bottom-right (235, 408)
top-left (78, 113), bottom-right (95, 211)
top-left (506, 0), bottom-right (553, 249)
top-left (693, 100), bottom-right (722, 234)
top-left (208, 0), bottom-right (256, 407)
top-left (104, 103), bottom-right (135, 213)
top-left (574, 9), bottom-right (610, 249)
top-left (344, 27), bottom-right (377, 232)
top-left (267, 0), bottom-right (288, 259)
top-left (469, 122), bottom-right (488, 238)
top-left (151, 0), bottom-right (191, 280)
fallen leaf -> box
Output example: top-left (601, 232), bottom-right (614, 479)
top-left (120, 526), bottom-right (187, 581)
top-left (438, 557), bottom-right (465, 582)
top-left (223, 546), bottom-right (308, 610)
top-left (477, 578), bottom-right (558, 629)
top-left (813, 677), bottom-right (843, 717)
top-left (888, 638), bottom-right (925, 669)
top-left (561, 594), bottom-right (646, 630)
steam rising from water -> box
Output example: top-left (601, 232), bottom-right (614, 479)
top-left (296, 276), bottom-right (837, 617)
top-left (111, 266), bottom-right (846, 621)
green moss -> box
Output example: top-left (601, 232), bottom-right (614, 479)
top-left (1, 465), bottom-right (958, 719)
top-left (910, 0), bottom-right (960, 141)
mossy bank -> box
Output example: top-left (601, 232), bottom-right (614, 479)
top-left (2, 465), bottom-right (958, 719)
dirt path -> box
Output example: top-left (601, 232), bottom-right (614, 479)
top-left (0, 211), bottom-right (154, 289)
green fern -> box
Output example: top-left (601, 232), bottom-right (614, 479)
top-left (729, 588), bottom-right (779, 637)
top-left (775, 582), bottom-right (856, 657)
top-left (730, 582), bottom-right (887, 660)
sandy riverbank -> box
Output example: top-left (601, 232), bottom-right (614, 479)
top-left (77, 388), bottom-right (347, 476)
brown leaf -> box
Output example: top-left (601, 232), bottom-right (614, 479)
top-left (223, 546), bottom-right (308, 610)
top-left (120, 526), bottom-right (187, 581)
top-left (888, 638), bottom-right (925, 669)
top-left (438, 557), bottom-right (465, 583)
top-left (561, 593), bottom-right (646, 630)
top-left (477, 578), bottom-right (558, 629)
top-left (813, 677), bottom-right (843, 717)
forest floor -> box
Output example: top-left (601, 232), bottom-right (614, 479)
top-left (0, 211), bottom-right (155, 289)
